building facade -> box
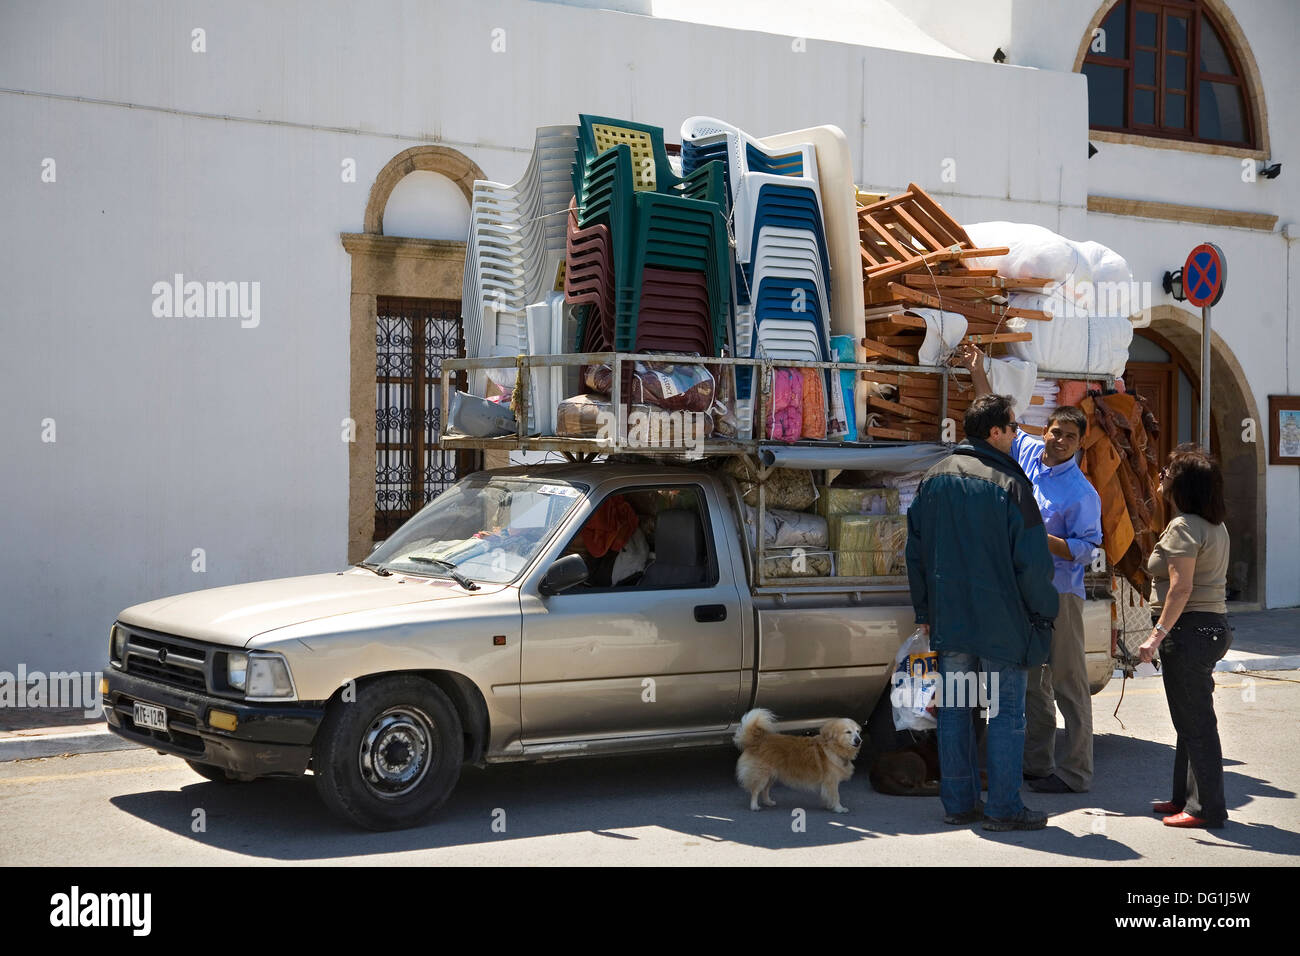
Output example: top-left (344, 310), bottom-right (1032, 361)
top-left (2, 0), bottom-right (1296, 673)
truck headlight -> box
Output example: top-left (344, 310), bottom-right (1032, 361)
top-left (109, 624), bottom-right (127, 668)
top-left (245, 653), bottom-right (295, 700)
top-left (227, 652), bottom-right (249, 690)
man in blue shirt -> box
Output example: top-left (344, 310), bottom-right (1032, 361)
top-left (955, 345), bottom-right (1104, 794)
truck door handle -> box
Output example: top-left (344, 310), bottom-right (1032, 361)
top-left (694, 604), bottom-right (727, 623)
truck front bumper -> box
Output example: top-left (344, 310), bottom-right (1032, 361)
top-left (103, 668), bottom-right (326, 777)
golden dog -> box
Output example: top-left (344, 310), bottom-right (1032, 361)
top-left (734, 708), bottom-right (862, 813)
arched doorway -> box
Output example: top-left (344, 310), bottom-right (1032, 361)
top-left (341, 146), bottom-right (487, 564)
top-left (1123, 305), bottom-right (1264, 603)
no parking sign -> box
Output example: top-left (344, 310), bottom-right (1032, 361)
top-left (1182, 242), bottom-right (1226, 450)
top-left (1184, 243), bottom-right (1227, 308)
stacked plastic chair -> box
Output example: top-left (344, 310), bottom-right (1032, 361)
top-left (681, 117), bottom-right (837, 439)
top-left (568, 115), bottom-right (730, 364)
top-left (462, 125), bottom-right (579, 431)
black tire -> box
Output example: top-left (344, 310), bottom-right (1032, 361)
top-left (311, 675), bottom-right (464, 830)
top-left (186, 760), bottom-right (252, 784)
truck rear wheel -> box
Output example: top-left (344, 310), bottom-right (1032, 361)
top-left (311, 675), bottom-right (464, 830)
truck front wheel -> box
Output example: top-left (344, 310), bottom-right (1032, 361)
top-left (312, 676), bottom-right (464, 830)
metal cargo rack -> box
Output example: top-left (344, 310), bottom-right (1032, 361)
top-left (440, 351), bottom-right (1115, 591)
top-left (441, 352), bottom-right (1115, 459)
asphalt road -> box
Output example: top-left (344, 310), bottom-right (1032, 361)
top-left (2, 671), bottom-right (1297, 866)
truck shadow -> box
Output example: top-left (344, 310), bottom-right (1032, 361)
top-left (107, 730), bottom-right (1296, 861)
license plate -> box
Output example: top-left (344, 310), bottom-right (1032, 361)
top-left (133, 701), bottom-right (168, 732)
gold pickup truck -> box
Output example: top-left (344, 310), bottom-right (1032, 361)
top-left (103, 452), bottom-right (1114, 829)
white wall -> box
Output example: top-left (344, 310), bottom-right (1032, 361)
top-left (1, 0), bottom-right (1295, 676)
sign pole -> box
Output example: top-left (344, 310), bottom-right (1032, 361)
top-left (1182, 242), bottom-right (1226, 452)
top-left (1200, 304), bottom-right (1211, 451)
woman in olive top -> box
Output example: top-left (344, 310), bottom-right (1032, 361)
top-left (1138, 444), bottom-right (1232, 829)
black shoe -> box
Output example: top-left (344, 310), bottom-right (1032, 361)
top-left (982, 808), bottom-right (1048, 831)
top-left (1027, 773), bottom-right (1077, 794)
top-left (1022, 771), bottom-right (1048, 781)
top-left (944, 801), bottom-right (985, 825)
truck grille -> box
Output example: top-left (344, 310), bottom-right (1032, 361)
top-left (122, 630), bottom-right (211, 693)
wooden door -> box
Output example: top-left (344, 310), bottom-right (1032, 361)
top-left (1125, 363), bottom-right (1175, 467)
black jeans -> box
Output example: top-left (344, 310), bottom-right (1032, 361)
top-left (1159, 611), bottom-right (1231, 824)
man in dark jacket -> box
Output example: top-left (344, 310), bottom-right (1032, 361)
top-left (906, 394), bottom-right (1060, 831)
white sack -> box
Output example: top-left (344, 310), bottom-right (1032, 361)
top-left (1006, 291), bottom-right (1089, 372)
top-left (743, 504), bottom-right (829, 549)
top-left (905, 308), bottom-right (968, 366)
top-left (1077, 240), bottom-right (1133, 288)
top-left (984, 355), bottom-right (1038, 421)
top-left (1087, 314), bottom-right (1134, 377)
top-left (963, 221), bottom-right (1087, 285)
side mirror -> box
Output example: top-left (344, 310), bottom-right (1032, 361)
top-left (538, 554), bottom-right (588, 596)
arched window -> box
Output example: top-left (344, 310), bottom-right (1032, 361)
top-left (1081, 0), bottom-right (1256, 147)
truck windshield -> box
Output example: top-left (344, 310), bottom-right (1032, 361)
top-left (366, 476), bottom-right (586, 585)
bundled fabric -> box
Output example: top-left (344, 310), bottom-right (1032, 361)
top-left (800, 367), bottom-right (827, 439)
top-left (720, 458), bottom-right (819, 510)
top-left (1020, 378), bottom-right (1060, 429)
top-left (858, 470), bottom-right (926, 513)
top-left (1078, 392), bottom-right (1164, 595)
top-left (816, 486), bottom-right (899, 517)
top-left (831, 514), bottom-right (908, 577)
top-left (759, 549), bottom-right (834, 578)
top-left (582, 359), bottom-right (717, 414)
top-left (555, 394), bottom-right (714, 442)
top-left (763, 367), bottom-right (804, 442)
top-left (743, 504), bottom-right (829, 550)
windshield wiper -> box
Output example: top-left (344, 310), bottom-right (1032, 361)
top-left (357, 562), bottom-right (392, 577)
top-left (406, 556), bottom-right (481, 591)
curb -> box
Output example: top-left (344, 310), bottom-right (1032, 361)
top-left (0, 727), bottom-right (142, 763)
top-left (1217, 654), bottom-right (1300, 673)
top-left (1111, 653), bottom-right (1300, 681)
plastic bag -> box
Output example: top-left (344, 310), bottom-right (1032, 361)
top-left (890, 627), bottom-right (939, 731)
top-left (582, 359), bottom-right (716, 413)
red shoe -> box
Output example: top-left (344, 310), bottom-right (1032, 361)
top-left (1151, 801), bottom-right (1183, 815)
top-left (1162, 811), bottom-right (1211, 828)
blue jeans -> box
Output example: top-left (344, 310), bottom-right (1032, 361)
top-left (937, 651), bottom-right (1028, 820)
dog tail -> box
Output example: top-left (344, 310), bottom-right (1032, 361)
top-left (734, 708), bottom-right (778, 750)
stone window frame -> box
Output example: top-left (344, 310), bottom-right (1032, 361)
top-left (1074, 0), bottom-right (1270, 159)
top-left (341, 145), bottom-right (488, 564)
